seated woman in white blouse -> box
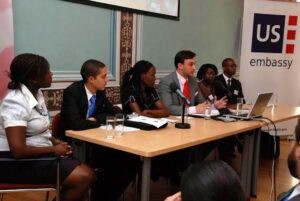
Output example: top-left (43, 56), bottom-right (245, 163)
top-left (0, 53), bottom-right (95, 201)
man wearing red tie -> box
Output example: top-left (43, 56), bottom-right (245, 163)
top-left (158, 50), bottom-right (226, 115)
top-left (156, 50), bottom-right (226, 182)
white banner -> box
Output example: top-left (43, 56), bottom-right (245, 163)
top-left (240, 0), bottom-right (300, 136)
top-left (0, 0), bottom-right (14, 99)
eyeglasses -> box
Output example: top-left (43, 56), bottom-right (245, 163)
top-left (35, 106), bottom-right (48, 116)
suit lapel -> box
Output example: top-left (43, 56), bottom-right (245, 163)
top-left (219, 75), bottom-right (227, 88)
top-left (231, 78), bottom-right (237, 89)
top-left (95, 91), bottom-right (106, 113)
top-left (172, 72), bottom-right (183, 105)
top-left (172, 72), bottom-right (180, 88)
top-left (287, 185), bottom-right (300, 201)
top-left (78, 81), bottom-right (89, 115)
top-left (289, 194), bottom-right (300, 201)
top-left (219, 75), bottom-right (232, 92)
top-left (188, 78), bottom-right (195, 104)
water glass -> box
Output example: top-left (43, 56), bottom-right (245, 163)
top-left (106, 115), bottom-right (115, 140)
top-left (115, 113), bottom-right (124, 137)
top-left (204, 102), bottom-right (211, 119)
top-left (236, 97), bottom-right (243, 115)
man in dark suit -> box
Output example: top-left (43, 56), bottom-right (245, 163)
top-left (214, 58), bottom-right (245, 159)
top-left (215, 58), bottom-right (244, 104)
top-left (278, 123), bottom-right (300, 201)
top-left (61, 59), bottom-right (141, 201)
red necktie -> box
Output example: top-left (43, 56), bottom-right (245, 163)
top-left (183, 81), bottom-right (191, 100)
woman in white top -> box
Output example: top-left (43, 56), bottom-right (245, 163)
top-left (0, 53), bottom-right (95, 201)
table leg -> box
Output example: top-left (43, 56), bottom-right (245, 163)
top-left (241, 130), bottom-right (255, 198)
top-left (251, 128), bottom-right (261, 197)
top-left (141, 157), bottom-right (151, 201)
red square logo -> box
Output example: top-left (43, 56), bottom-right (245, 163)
top-left (286, 44), bottom-right (294, 54)
top-left (287, 30), bottom-right (296, 40)
top-left (288, 16), bottom-right (298, 26)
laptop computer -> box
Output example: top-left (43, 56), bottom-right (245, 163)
top-left (225, 92), bottom-right (273, 120)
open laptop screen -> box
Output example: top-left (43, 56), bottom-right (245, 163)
top-left (226, 92), bottom-right (273, 119)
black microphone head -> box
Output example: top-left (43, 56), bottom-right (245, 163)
top-left (170, 82), bottom-right (180, 92)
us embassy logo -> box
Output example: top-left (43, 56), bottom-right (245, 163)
top-left (250, 13), bottom-right (298, 69)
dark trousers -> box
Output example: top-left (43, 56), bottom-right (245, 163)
top-left (218, 134), bottom-right (244, 159)
top-left (89, 145), bottom-right (141, 201)
top-left (151, 141), bottom-right (218, 182)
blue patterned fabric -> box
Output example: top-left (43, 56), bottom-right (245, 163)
top-left (88, 95), bottom-right (96, 117)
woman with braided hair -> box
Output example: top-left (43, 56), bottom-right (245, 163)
top-left (121, 60), bottom-right (169, 118)
top-left (0, 53), bottom-right (95, 201)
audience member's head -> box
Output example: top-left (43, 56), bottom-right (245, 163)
top-left (222, 58), bottom-right (237, 78)
top-left (8, 53), bottom-right (51, 90)
top-left (122, 60), bottom-right (156, 90)
top-left (196, 63), bottom-right (218, 84)
top-left (181, 160), bottom-right (246, 201)
top-left (174, 50), bottom-right (196, 78)
top-left (80, 59), bottom-right (107, 92)
top-left (288, 123), bottom-right (300, 179)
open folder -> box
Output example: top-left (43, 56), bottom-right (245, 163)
top-left (125, 116), bottom-right (168, 130)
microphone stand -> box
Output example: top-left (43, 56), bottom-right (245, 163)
top-left (175, 99), bottom-right (191, 129)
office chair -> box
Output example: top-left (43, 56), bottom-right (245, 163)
top-left (52, 112), bottom-right (92, 201)
top-left (52, 112), bottom-right (65, 138)
top-left (0, 155), bottom-right (60, 201)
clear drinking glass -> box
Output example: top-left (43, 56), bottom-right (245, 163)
top-left (106, 115), bottom-right (115, 140)
top-left (236, 97), bottom-right (243, 115)
top-left (204, 101), bottom-right (212, 119)
top-left (115, 113), bottom-right (124, 137)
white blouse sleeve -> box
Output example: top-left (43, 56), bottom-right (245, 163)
top-left (1, 95), bottom-right (29, 128)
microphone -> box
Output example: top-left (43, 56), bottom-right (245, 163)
top-left (170, 82), bottom-right (191, 129)
top-left (170, 82), bottom-right (191, 105)
top-left (214, 79), bottom-right (232, 97)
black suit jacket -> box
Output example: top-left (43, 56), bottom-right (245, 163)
top-left (61, 81), bottom-right (116, 131)
top-left (278, 185), bottom-right (300, 201)
top-left (214, 74), bottom-right (244, 104)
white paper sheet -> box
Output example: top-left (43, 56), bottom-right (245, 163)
top-left (99, 126), bottom-right (140, 132)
